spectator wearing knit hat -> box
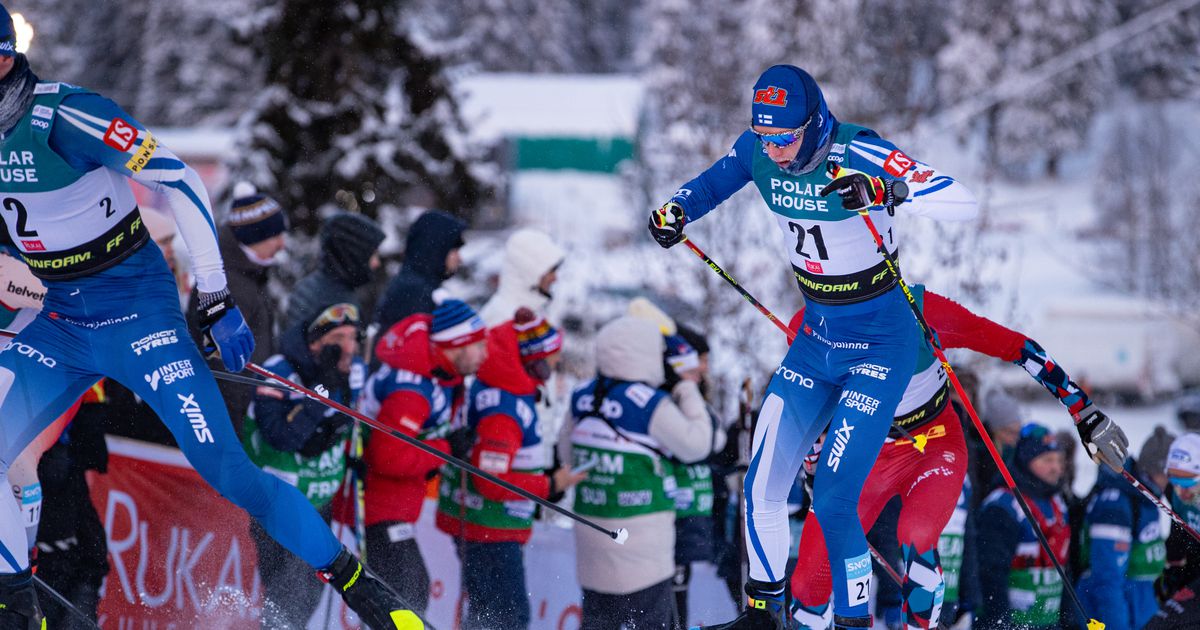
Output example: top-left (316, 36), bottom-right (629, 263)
top-left (186, 184), bottom-right (290, 435)
top-left (360, 298), bottom-right (487, 613)
top-left (436, 308), bottom-right (585, 630)
top-left (1077, 425), bottom-right (1173, 630)
top-left (978, 424), bottom-right (1071, 629)
top-left (286, 212), bottom-right (385, 332)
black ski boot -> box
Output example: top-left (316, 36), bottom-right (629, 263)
top-left (318, 547), bottom-right (424, 629)
top-left (692, 578), bottom-right (793, 629)
top-left (0, 569), bottom-right (43, 630)
top-left (832, 614), bottom-right (872, 629)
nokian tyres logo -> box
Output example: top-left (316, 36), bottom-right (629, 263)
top-left (775, 365), bottom-right (814, 389)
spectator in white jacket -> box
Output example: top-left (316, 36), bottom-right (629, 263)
top-left (479, 228), bottom-right (565, 327)
top-left (559, 315), bottom-right (714, 630)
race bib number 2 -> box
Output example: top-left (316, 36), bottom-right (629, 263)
top-left (845, 551), bottom-right (872, 607)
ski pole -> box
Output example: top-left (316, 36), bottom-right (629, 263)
top-left (33, 574), bottom-right (101, 629)
top-left (852, 202), bottom-right (1104, 630)
top-left (239, 363), bottom-right (631, 545)
top-left (681, 239), bottom-right (904, 589)
top-left (1119, 469), bottom-right (1200, 545)
top-left (679, 237), bottom-right (793, 339)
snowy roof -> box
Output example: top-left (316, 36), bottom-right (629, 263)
top-left (455, 73), bottom-right (644, 142)
top-left (153, 127), bottom-right (237, 159)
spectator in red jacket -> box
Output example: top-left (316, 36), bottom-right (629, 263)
top-left (436, 308), bottom-right (586, 629)
top-left (360, 298), bottom-right (487, 614)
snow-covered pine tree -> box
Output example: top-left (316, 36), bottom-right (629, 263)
top-left (226, 0), bottom-right (493, 234)
top-left (938, 0), bottom-right (1117, 177)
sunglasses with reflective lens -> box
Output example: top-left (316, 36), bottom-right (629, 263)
top-left (752, 122), bottom-right (809, 148)
top-left (1171, 475), bottom-right (1200, 489)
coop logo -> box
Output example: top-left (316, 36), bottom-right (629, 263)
top-left (177, 393), bottom-right (213, 443)
top-left (753, 86), bottom-right (788, 107)
top-left (827, 418), bottom-right (855, 472)
top-left (848, 363), bottom-right (890, 381)
top-left (774, 364), bottom-right (814, 389)
top-left (130, 329), bottom-right (179, 356)
top-left (840, 390), bottom-right (880, 416)
top-left (0, 341), bottom-right (56, 368)
top-left (144, 360), bottom-right (194, 392)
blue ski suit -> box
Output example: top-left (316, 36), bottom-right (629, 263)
top-left (1077, 459), bottom-right (1165, 630)
top-left (670, 123), bottom-right (976, 617)
top-left (0, 81), bottom-right (341, 573)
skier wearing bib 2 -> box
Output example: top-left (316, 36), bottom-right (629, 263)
top-left (648, 65), bottom-right (977, 629)
top-left (0, 6), bottom-right (419, 627)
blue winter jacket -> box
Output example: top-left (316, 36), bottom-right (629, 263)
top-left (1076, 458), bottom-right (1165, 630)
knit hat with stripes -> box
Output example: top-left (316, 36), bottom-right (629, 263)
top-left (430, 299), bottom-right (486, 348)
top-left (513, 307), bottom-right (562, 364)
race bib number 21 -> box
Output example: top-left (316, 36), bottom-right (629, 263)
top-left (845, 551), bottom-right (872, 607)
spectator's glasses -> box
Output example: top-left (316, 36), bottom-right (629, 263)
top-left (752, 121), bottom-right (811, 148)
top-left (313, 304), bottom-right (361, 328)
top-left (308, 303), bottom-right (365, 343)
top-left (1171, 475), bottom-right (1200, 489)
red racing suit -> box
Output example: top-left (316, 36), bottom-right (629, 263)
top-left (789, 289), bottom-right (1093, 622)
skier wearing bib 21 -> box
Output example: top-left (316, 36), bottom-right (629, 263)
top-left (649, 65), bottom-right (978, 629)
top-left (0, 5), bottom-right (419, 628)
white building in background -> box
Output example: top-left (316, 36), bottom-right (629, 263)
top-left (455, 73), bottom-right (645, 246)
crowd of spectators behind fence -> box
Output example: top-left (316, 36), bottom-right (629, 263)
top-left (10, 190), bottom-right (1200, 630)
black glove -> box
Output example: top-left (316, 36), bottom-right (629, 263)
top-left (819, 172), bottom-right (908, 211)
top-left (546, 471), bottom-right (566, 504)
top-left (314, 344), bottom-right (350, 394)
top-left (196, 288), bottom-right (255, 372)
top-left (1073, 405), bottom-right (1129, 471)
top-left (446, 426), bottom-right (476, 461)
top-left (648, 201), bottom-right (686, 248)
top-left (662, 354), bottom-right (682, 393)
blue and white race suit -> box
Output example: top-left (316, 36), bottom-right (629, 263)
top-left (0, 82), bottom-right (341, 574)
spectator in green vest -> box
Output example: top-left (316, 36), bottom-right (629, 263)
top-left (244, 303), bottom-right (365, 630)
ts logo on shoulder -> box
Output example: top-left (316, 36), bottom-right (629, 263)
top-left (103, 118), bottom-right (138, 152)
top-left (883, 150), bottom-right (915, 178)
top-left (753, 87), bottom-right (788, 107)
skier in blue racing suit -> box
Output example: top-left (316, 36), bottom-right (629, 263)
top-left (0, 6), bottom-right (420, 628)
top-left (648, 65), bottom-right (978, 629)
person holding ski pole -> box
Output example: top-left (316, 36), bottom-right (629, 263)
top-left (0, 4), bottom-right (419, 626)
top-left (785, 287), bottom-right (1129, 629)
top-left (648, 64), bottom-right (977, 630)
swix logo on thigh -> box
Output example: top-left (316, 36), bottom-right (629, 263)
top-left (839, 390), bottom-right (880, 416)
top-left (145, 360), bottom-right (194, 392)
top-left (827, 418), bottom-right (856, 472)
top-left (177, 393), bottom-right (213, 443)
top-left (0, 339), bottom-right (57, 368)
top-left (131, 329), bottom-right (179, 356)
top-left (848, 362), bottom-right (890, 381)
top-left (775, 364), bottom-right (815, 389)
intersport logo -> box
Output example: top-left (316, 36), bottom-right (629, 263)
top-left (145, 360), bottom-right (194, 392)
